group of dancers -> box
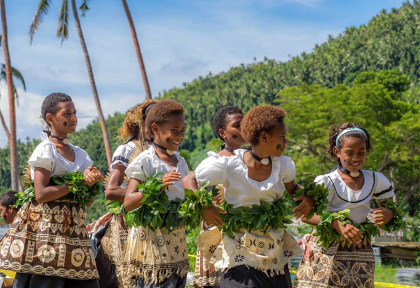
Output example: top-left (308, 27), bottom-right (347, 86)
top-left (0, 92), bottom-right (401, 288)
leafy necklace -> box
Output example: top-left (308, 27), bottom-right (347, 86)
top-left (153, 142), bottom-right (175, 155)
top-left (248, 149), bottom-right (270, 165)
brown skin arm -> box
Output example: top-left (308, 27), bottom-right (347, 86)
top-left (182, 172), bottom-right (198, 190)
top-left (124, 178), bottom-right (144, 211)
top-left (105, 163), bottom-right (127, 202)
top-left (302, 214), bottom-right (321, 226)
top-left (34, 167), bottom-right (71, 203)
top-left (285, 180), bottom-right (315, 219)
top-left (182, 172), bottom-right (226, 226)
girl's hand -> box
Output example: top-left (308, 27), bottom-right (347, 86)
top-left (84, 168), bottom-right (97, 187)
top-left (89, 167), bottom-right (104, 181)
top-left (333, 220), bottom-right (363, 247)
top-left (162, 169), bottom-right (181, 190)
top-left (292, 195), bottom-right (315, 219)
top-left (203, 205), bottom-right (227, 227)
top-left (373, 207), bottom-right (394, 226)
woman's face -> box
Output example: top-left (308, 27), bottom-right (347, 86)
top-left (260, 121), bottom-right (288, 157)
top-left (219, 113), bottom-right (245, 149)
top-left (47, 101), bottom-right (77, 135)
top-left (152, 114), bottom-right (185, 151)
top-left (334, 136), bottom-right (367, 172)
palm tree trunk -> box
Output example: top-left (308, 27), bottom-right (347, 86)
top-left (1, 0), bottom-right (19, 190)
top-left (71, 0), bottom-right (112, 166)
top-left (121, 0), bottom-right (152, 99)
top-left (0, 109), bottom-right (10, 140)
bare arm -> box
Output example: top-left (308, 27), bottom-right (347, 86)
top-left (285, 179), bottom-right (315, 219)
top-left (302, 214), bottom-right (321, 226)
top-left (284, 179), bottom-right (302, 196)
top-left (105, 164), bottom-right (126, 202)
top-left (34, 167), bottom-right (70, 203)
top-left (124, 178), bottom-right (144, 211)
top-left (182, 172), bottom-right (199, 191)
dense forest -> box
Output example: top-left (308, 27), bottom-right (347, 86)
top-left (0, 1), bottom-right (419, 226)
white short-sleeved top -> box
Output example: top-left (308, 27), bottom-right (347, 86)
top-left (28, 139), bottom-right (93, 180)
top-left (111, 141), bottom-right (137, 170)
top-left (195, 149), bottom-right (296, 208)
top-left (125, 146), bottom-right (189, 200)
top-left (315, 169), bottom-right (394, 224)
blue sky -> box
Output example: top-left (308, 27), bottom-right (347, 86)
top-left (0, 0), bottom-right (404, 146)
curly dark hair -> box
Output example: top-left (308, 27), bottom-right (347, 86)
top-left (212, 106), bottom-right (243, 140)
top-left (146, 99), bottom-right (184, 133)
top-left (41, 92), bottom-right (72, 128)
top-left (119, 99), bottom-right (158, 142)
top-left (241, 105), bottom-right (287, 145)
top-left (0, 190), bottom-right (19, 209)
top-left (328, 122), bottom-right (372, 164)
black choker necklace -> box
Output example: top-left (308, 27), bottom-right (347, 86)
top-left (153, 142), bottom-right (175, 155)
top-left (248, 149), bottom-right (270, 165)
top-left (221, 145), bottom-right (234, 153)
top-left (49, 134), bottom-right (70, 144)
top-left (339, 166), bottom-right (360, 178)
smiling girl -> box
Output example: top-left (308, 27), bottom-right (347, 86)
top-left (0, 93), bottom-right (103, 287)
top-left (294, 122), bottom-right (397, 288)
top-left (123, 99), bottom-right (190, 288)
top-left (183, 105), bottom-right (315, 288)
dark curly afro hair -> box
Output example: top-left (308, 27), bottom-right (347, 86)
top-left (212, 106), bottom-right (243, 140)
top-left (41, 92), bottom-right (72, 128)
top-left (328, 122), bottom-right (372, 165)
top-left (146, 99), bottom-right (184, 132)
top-left (241, 105), bottom-right (287, 146)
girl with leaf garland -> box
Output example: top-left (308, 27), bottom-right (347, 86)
top-left (294, 122), bottom-right (405, 288)
top-left (191, 106), bottom-right (245, 288)
top-left (183, 105), bottom-right (315, 288)
top-left (91, 99), bottom-right (158, 288)
top-left (0, 93), bottom-right (104, 287)
top-left (123, 99), bottom-right (190, 288)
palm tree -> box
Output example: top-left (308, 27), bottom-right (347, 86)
top-left (0, 35), bottom-right (28, 191)
top-left (0, 0), bottom-right (21, 190)
top-left (30, 0), bottom-right (113, 166)
top-left (121, 0), bottom-right (152, 99)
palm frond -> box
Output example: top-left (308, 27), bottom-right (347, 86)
top-left (57, 0), bottom-right (69, 43)
top-left (0, 64), bottom-right (26, 90)
top-left (79, 0), bottom-right (89, 17)
top-left (29, 0), bottom-right (51, 44)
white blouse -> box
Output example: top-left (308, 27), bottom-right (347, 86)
top-left (125, 146), bottom-right (189, 200)
top-left (195, 149), bottom-right (296, 208)
top-left (28, 139), bottom-right (93, 180)
top-left (111, 141), bottom-right (137, 171)
top-left (315, 169), bottom-right (394, 223)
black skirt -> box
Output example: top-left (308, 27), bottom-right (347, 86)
top-left (13, 273), bottom-right (100, 288)
top-left (135, 271), bottom-right (187, 288)
top-left (220, 265), bottom-right (292, 288)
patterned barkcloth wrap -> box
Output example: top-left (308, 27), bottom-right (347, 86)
top-left (192, 226), bottom-right (222, 287)
top-left (123, 226), bottom-right (189, 284)
top-left (196, 226), bottom-right (301, 277)
top-left (294, 234), bottom-right (375, 288)
top-left (0, 200), bottom-right (99, 280)
top-left (101, 213), bottom-right (133, 287)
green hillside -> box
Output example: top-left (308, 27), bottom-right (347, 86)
top-left (0, 1), bottom-right (419, 223)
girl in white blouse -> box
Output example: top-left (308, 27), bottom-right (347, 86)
top-left (294, 122), bottom-right (395, 288)
top-left (123, 100), bottom-right (189, 288)
top-left (192, 106), bottom-right (245, 288)
top-left (91, 99), bottom-right (158, 288)
top-left (0, 93), bottom-right (103, 288)
top-left (183, 105), bottom-right (315, 288)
